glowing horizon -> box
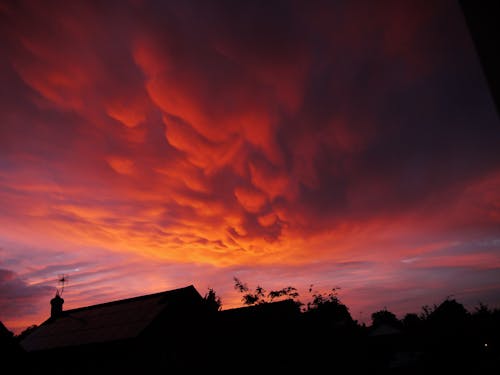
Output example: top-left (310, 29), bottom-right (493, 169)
top-left (1, 0), bottom-right (499, 334)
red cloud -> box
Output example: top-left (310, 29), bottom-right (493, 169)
top-left (1, 0), bottom-right (499, 333)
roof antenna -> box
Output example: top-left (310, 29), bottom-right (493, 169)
top-left (56, 274), bottom-right (69, 297)
top-left (50, 274), bottom-right (68, 319)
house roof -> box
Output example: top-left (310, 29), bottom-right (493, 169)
top-left (19, 285), bottom-right (202, 352)
top-left (220, 299), bottom-right (301, 320)
top-left (0, 321), bottom-right (12, 339)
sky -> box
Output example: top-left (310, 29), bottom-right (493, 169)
top-left (1, 0), bottom-right (499, 334)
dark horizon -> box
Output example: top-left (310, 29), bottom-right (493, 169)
top-left (2, 277), bottom-right (499, 336)
top-left (3, 282), bottom-right (500, 374)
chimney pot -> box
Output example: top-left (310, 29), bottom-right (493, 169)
top-left (50, 293), bottom-right (64, 319)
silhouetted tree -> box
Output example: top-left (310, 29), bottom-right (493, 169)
top-left (470, 302), bottom-right (500, 350)
top-left (233, 276), bottom-right (301, 306)
top-left (268, 286), bottom-right (299, 301)
top-left (203, 288), bottom-right (222, 312)
top-left (419, 303), bottom-right (436, 320)
top-left (371, 308), bottom-right (400, 328)
top-left (304, 286), bottom-right (355, 327)
top-left (472, 301), bottom-right (492, 319)
top-left (427, 298), bottom-right (469, 326)
top-left (233, 277), bottom-right (266, 305)
top-left (402, 312), bottom-right (422, 330)
top-left (306, 285), bottom-right (340, 310)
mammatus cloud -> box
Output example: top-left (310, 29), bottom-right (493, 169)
top-left (0, 0), bottom-right (499, 332)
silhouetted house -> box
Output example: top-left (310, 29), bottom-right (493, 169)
top-left (0, 321), bottom-right (11, 337)
top-left (0, 321), bottom-right (16, 347)
top-left (0, 320), bottom-right (26, 370)
top-left (19, 285), bottom-right (212, 374)
top-left (213, 300), bottom-right (302, 371)
top-left (0, 320), bottom-right (13, 346)
top-left (219, 298), bottom-right (301, 325)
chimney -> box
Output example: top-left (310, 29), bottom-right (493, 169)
top-left (50, 292), bottom-right (64, 319)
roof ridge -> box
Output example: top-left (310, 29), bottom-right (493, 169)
top-left (57, 284), bottom-right (196, 314)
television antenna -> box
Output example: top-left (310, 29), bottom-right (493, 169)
top-left (56, 274), bottom-right (69, 297)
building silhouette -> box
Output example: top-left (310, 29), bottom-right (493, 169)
top-left (15, 286), bottom-right (500, 374)
top-left (19, 285), bottom-right (212, 374)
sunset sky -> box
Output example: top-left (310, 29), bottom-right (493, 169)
top-left (1, 0), bottom-right (499, 334)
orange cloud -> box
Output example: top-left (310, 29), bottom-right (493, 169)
top-left (234, 185), bottom-right (268, 213)
top-left (106, 156), bottom-right (136, 175)
top-left (1, 0), bottom-right (499, 334)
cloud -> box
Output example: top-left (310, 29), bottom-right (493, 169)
top-left (0, 0), bottom-right (499, 331)
top-left (2, 0), bottom-right (498, 252)
top-left (0, 268), bottom-right (53, 329)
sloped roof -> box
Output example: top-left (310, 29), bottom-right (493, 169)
top-left (20, 285), bottom-right (202, 352)
top-left (0, 320), bottom-right (13, 339)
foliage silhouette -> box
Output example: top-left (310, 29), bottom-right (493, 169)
top-left (371, 308), bottom-right (401, 328)
top-left (402, 312), bottom-right (422, 331)
top-left (233, 276), bottom-right (301, 306)
top-left (203, 288), bottom-right (222, 312)
top-left (302, 285), bottom-right (355, 327)
top-left (427, 297), bottom-right (469, 325)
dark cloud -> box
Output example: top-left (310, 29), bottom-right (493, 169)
top-left (0, 269), bottom-right (53, 320)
